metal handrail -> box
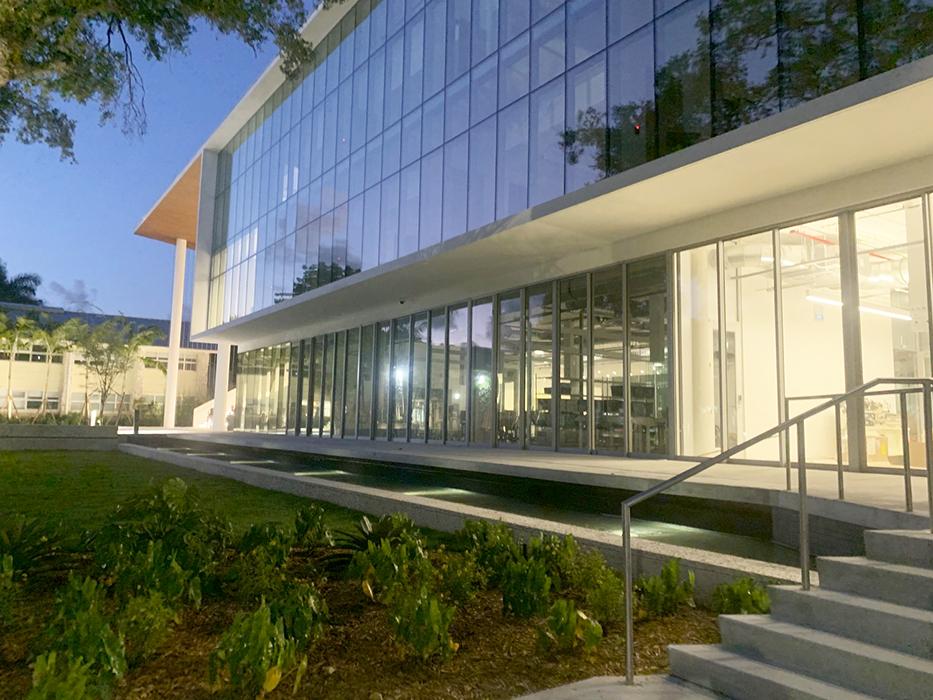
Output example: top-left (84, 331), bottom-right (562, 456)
top-left (621, 376), bottom-right (933, 685)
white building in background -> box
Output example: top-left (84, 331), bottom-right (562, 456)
top-left (0, 302), bottom-right (216, 426)
top-left (135, 0), bottom-right (933, 471)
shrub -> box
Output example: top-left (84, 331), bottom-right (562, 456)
top-left (456, 520), bottom-right (519, 585)
top-left (1, 554), bottom-right (17, 626)
top-left (41, 575), bottom-right (127, 680)
top-left (294, 505), bottom-right (334, 549)
top-left (389, 585), bottom-right (458, 661)
top-left (0, 515), bottom-right (62, 576)
top-left (501, 558), bottom-right (551, 618)
top-left (538, 599), bottom-right (603, 654)
top-left (637, 559), bottom-right (695, 619)
top-left (117, 592), bottom-right (176, 666)
top-left (527, 533), bottom-right (579, 591)
top-left (27, 652), bottom-right (96, 700)
top-left (434, 549), bottom-right (486, 607)
top-left (585, 570), bottom-right (626, 628)
top-left (712, 577), bottom-right (771, 615)
top-left (348, 534), bottom-right (432, 604)
top-left (108, 539), bottom-right (202, 607)
top-left (326, 513), bottom-right (421, 572)
top-left (268, 582), bottom-right (328, 650)
top-left (224, 547), bottom-right (285, 603)
top-left (210, 601), bottom-right (307, 697)
top-left (238, 521), bottom-right (295, 567)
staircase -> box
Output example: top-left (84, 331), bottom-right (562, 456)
top-left (669, 529), bottom-right (933, 700)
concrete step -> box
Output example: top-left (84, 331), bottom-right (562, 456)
top-left (818, 556), bottom-right (933, 609)
top-left (865, 529), bottom-right (933, 569)
top-left (719, 615), bottom-right (933, 700)
top-left (769, 584), bottom-right (933, 658)
top-left (668, 644), bottom-right (876, 700)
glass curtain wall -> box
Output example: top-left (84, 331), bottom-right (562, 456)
top-left (471, 300), bottom-right (494, 444)
top-left (558, 276), bottom-right (588, 449)
top-left (411, 313), bottom-right (429, 440)
top-left (497, 292), bottom-right (523, 446)
top-left (234, 343), bottom-right (292, 433)
top-left (374, 321), bottom-right (392, 438)
top-left (391, 317), bottom-right (410, 439)
top-left (526, 284), bottom-right (554, 448)
top-left (429, 309), bottom-right (447, 441)
top-left (447, 305), bottom-right (469, 442)
top-left (592, 265), bottom-right (625, 451)
top-left (209, 0), bottom-right (933, 329)
top-left (344, 328), bottom-right (360, 438)
top-left (333, 331), bottom-right (346, 437)
top-left (358, 324), bottom-right (375, 438)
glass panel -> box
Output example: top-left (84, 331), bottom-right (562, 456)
top-left (529, 77), bottom-right (565, 206)
top-left (321, 334), bottom-right (335, 436)
top-left (420, 147), bottom-right (444, 249)
top-left (429, 308), bottom-right (447, 441)
top-left (392, 317), bottom-right (411, 439)
top-left (344, 328), bottom-right (360, 438)
top-left (442, 133), bottom-right (469, 240)
top-left (399, 162), bottom-right (421, 256)
top-left (374, 321), bottom-right (392, 438)
top-left (359, 324), bottom-right (375, 438)
top-left (403, 11), bottom-right (424, 114)
top-left (411, 312), bottom-right (429, 440)
top-left (471, 54), bottom-right (499, 126)
top-left (333, 331), bottom-right (346, 438)
top-left (473, 0), bottom-right (499, 64)
top-left (593, 265), bottom-right (625, 452)
top-left (468, 116), bottom-right (497, 231)
top-left (497, 292), bottom-right (523, 445)
top-left (567, 0), bottom-right (605, 67)
top-left (656, 0), bottom-right (711, 156)
top-left (499, 32), bottom-right (530, 107)
top-left (287, 344), bottom-right (300, 432)
top-left (855, 198), bottom-right (929, 469)
top-left (424, 0), bottom-right (447, 97)
top-left (310, 338), bottom-right (324, 436)
top-left (471, 299), bottom-right (495, 444)
top-left (723, 231), bottom-right (779, 460)
top-left (526, 283), bottom-right (554, 447)
top-left (678, 244), bottom-right (721, 457)
top-left (447, 0), bottom-right (472, 82)
top-left (609, 0), bottom-right (651, 43)
top-left (496, 96), bottom-right (529, 219)
top-left (530, 6), bottom-right (565, 89)
top-left (780, 216), bottom-right (844, 463)
top-left (628, 256), bottom-right (669, 455)
top-left (380, 173), bottom-right (400, 264)
top-left (558, 275), bottom-right (588, 449)
top-left (301, 339), bottom-right (312, 432)
top-left (501, 0), bottom-right (530, 45)
top-left (564, 51), bottom-right (606, 191)
top-left (447, 305), bottom-right (469, 442)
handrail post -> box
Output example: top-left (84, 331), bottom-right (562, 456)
top-left (784, 397), bottom-right (791, 490)
top-left (623, 504), bottom-right (634, 685)
top-left (834, 402), bottom-right (844, 500)
top-left (924, 383), bottom-right (933, 534)
top-left (797, 420), bottom-right (810, 591)
top-left (899, 391), bottom-right (913, 512)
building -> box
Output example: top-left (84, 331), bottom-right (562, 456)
top-left (0, 302), bottom-right (216, 425)
top-left (135, 1), bottom-right (933, 471)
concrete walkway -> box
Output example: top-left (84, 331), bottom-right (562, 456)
top-left (160, 430), bottom-right (930, 531)
top-left (518, 676), bottom-right (718, 699)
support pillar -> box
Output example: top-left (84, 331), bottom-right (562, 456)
top-left (164, 238), bottom-right (187, 428)
top-left (212, 343), bottom-right (231, 431)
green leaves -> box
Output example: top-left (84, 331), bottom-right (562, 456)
top-left (268, 582), bottom-right (328, 651)
top-left (501, 558), bottom-right (552, 618)
top-left (389, 585), bottom-right (458, 661)
top-left (348, 533), bottom-right (431, 605)
top-left (294, 504), bottom-right (334, 549)
top-left (712, 576), bottom-right (771, 615)
top-left (117, 591), bottom-right (176, 666)
top-left (456, 520), bottom-right (520, 586)
top-left (0, 514), bottom-right (62, 576)
top-left (27, 651), bottom-right (96, 700)
top-left (538, 599), bottom-right (603, 655)
top-left (636, 559), bottom-right (696, 619)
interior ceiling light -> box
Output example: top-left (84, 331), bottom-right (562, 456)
top-left (761, 255), bottom-right (797, 267)
top-left (805, 294), bottom-right (912, 321)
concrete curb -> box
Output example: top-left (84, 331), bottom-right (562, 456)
top-left (120, 443), bottom-right (804, 600)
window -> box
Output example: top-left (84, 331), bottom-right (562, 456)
top-left (529, 77), bottom-right (565, 206)
top-left (567, 0), bottom-right (605, 67)
top-left (380, 173), bottom-right (400, 264)
top-left (447, 0), bottom-right (472, 82)
top-left (609, 0), bottom-right (652, 43)
top-left (392, 317), bottom-right (410, 439)
top-left (358, 324), bottom-right (375, 437)
top-left (442, 134), bottom-right (469, 240)
top-left (496, 96), bottom-right (528, 219)
top-left (423, 0), bottom-right (447, 97)
top-left (530, 7), bottom-right (565, 89)
top-left (558, 276), bottom-right (588, 449)
top-left (374, 321), bottom-right (392, 438)
top-left (526, 283), bottom-right (554, 447)
top-left (471, 54), bottom-right (499, 126)
top-left (344, 327), bottom-right (360, 437)
top-left (471, 299), bottom-right (495, 444)
top-left (429, 308), bottom-right (447, 440)
top-left (565, 52), bottom-right (607, 191)
top-left (499, 32), bottom-right (530, 107)
top-left (497, 292), bottom-right (522, 445)
top-left (411, 312), bottom-right (429, 440)
top-left (419, 147), bottom-right (444, 249)
top-left (473, 0), bottom-right (499, 64)
top-left (399, 162), bottom-right (421, 256)
top-left (447, 305), bottom-right (469, 442)
top-left (607, 25), bottom-right (655, 174)
top-left (468, 116), bottom-right (497, 231)
top-left (501, 0), bottom-right (530, 45)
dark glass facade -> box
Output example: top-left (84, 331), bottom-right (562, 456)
top-left (208, 0), bottom-right (933, 328)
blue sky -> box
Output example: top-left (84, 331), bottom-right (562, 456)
top-left (0, 26), bottom-right (277, 320)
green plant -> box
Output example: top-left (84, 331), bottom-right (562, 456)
top-left (585, 571), bottom-right (625, 628)
top-left (116, 592), bottom-right (176, 666)
top-left (0, 553), bottom-right (17, 625)
top-left (41, 575), bottom-right (127, 680)
top-left (294, 505), bottom-right (334, 549)
top-left (0, 515), bottom-right (62, 575)
top-left (527, 533), bottom-right (579, 591)
top-left (389, 585), bottom-right (458, 661)
top-left (348, 534), bottom-right (432, 604)
top-left (457, 520), bottom-right (519, 585)
top-left (27, 652), bottom-right (96, 700)
top-left (238, 521), bottom-right (295, 566)
top-left (501, 558), bottom-right (551, 618)
top-left (712, 577), bottom-right (771, 615)
top-left (108, 539), bottom-right (202, 607)
top-left (538, 599), bottom-right (603, 654)
top-left (209, 600), bottom-right (307, 697)
top-left (326, 513), bottom-right (421, 572)
top-left (268, 582), bottom-right (328, 650)
top-left (224, 547), bottom-right (285, 603)
top-left (434, 549), bottom-right (486, 606)
top-left (636, 559), bottom-right (695, 619)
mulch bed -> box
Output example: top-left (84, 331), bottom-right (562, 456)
top-left (0, 574), bottom-right (720, 700)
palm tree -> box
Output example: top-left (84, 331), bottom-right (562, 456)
top-left (0, 314), bottom-right (37, 419)
top-left (30, 315), bottom-right (84, 419)
top-left (0, 259), bottom-right (42, 305)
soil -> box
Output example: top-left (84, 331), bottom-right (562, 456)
top-left (0, 575), bottom-right (720, 700)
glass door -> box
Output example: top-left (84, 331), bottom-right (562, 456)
top-left (627, 256), bottom-right (671, 455)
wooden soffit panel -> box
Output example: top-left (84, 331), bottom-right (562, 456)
top-left (134, 154), bottom-right (201, 249)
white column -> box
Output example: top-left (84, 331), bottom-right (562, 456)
top-left (212, 343), bottom-right (231, 431)
top-left (164, 238), bottom-right (187, 428)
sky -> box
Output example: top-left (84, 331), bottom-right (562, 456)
top-left (0, 26), bottom-right (278, 320)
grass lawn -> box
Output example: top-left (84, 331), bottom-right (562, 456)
top-left (0, 450), bottom-right (721, 699)
top-left (0, 450), bottom-right (364, 538)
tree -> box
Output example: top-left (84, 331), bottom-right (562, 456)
top-left (0, 259), bottom-right (42, 305)
top-left (0, 313), bottom-right (37, 419)
top-left (0, 0), bottom-right (348, 161)
top-left (77, 317), bottom-right (162, 424)
top-left (30, 315), bottom-right (84, 419)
